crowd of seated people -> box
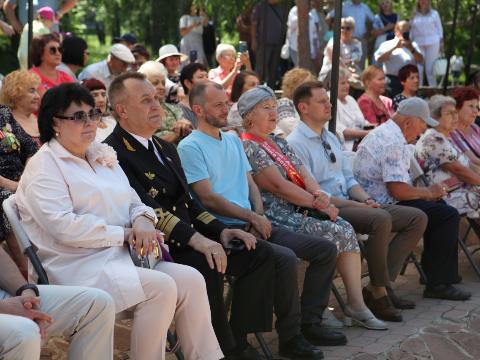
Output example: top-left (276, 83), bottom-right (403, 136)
top-left (2, 4), bottom-right (480, 359)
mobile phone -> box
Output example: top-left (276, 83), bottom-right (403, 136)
top-left (239, 41), bottom-right (248, 53)
top-left (402, 31), bottom-right (410, 41)
top-left (363, 125), bottom-right (375, 130)
top-left (189, 50), bottom-right (198, 63)
top-left (223, 239), bottom-right (245, 252)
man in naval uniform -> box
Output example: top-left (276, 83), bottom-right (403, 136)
top-left (104, 72), bottom-right (324, 360)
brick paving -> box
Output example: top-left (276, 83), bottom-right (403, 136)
top-left (41, 223), bottom-right (480, 360)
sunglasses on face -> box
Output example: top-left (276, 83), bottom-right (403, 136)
top-left (48, 46), bottom-right (63, 55)
top-left (322, 140), bottom-right (337, 163)
top-left (54, 109), bottom-right (102, 125)
top-left (341, 26), bottom-right (353, 31)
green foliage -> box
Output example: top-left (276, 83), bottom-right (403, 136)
top-left (0, 0), bottom-right (479, 77)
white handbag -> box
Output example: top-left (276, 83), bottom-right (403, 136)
top-left (433, 57), bottom-right (448, 77)
top-left (281, 39), bottom-right (290, 60)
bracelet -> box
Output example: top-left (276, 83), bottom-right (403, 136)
top-left (16, 283), bottom-right (39, 297)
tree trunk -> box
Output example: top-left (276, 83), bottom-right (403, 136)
top-left (297, 0), bottom-right (314, 71)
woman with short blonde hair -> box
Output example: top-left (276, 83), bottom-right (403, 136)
top-left (357, 65), bottom-right (393, 125)
top-left (277, 68), bottom-right (316, 136)
top-left (0, 70), bottom-right (43, 277)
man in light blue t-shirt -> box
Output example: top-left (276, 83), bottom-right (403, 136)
top-left (178, 81), bottom-right (347, 356)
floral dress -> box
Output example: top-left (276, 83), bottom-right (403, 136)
top-left (0, 105), bottom-right (39, 240)
top-left (415, 128), bottom-right (480, 217)
top-left (243, 135), bottom-right (359, 253)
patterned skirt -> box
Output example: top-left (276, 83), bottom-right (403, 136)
top-left (266, 203), bottom-right (359, 253)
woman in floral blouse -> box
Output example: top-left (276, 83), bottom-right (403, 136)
top-left (238, 86), bottom-right (387, 330)
top-left (415, 95), bottom-right (480, 218)
top-left (0, 70), bottom-right (43, 275)
top-left (0, 105), bottom-right (39, 275)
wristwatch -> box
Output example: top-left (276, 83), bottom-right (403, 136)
top-left (16, 283), bottom-right (39, 297)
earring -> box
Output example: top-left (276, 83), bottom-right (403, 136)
top-left (55, 132), bottom-right (59, 137)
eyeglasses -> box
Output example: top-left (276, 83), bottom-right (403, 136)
top-left (48, 46), bottom-right (62, 55)
top-left (341, 26), bottom-right (353, 31)
top-left (54, 109), bottom-right (102, 125)
top-left (441, 110), bottom-right (459, 117)
top-left (322, 140), bottom-right (337, 163)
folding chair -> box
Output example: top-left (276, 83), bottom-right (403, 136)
top-left (2, 194), bottom-right (185, 360)
top-left (458, 216), bottom-right (480, 280)
top-left (411, 157), bottom-right (480, 281)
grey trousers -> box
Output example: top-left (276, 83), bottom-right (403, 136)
top-left (0, 285), bottom-right (115, 360)
top-left (339, 204), bottom-right (428, 287)
top-left (267, 227), bottom-right (337, 332)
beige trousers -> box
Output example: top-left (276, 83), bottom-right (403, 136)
top-left (132, 262), bottom-right (223, 360)
top-left (0, 285), bottom-right (115, 360)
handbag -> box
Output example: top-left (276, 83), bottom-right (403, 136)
top-left (433, 57), bottom-right (448, 78)
top-left (128, 240), bottom-right (172, 269)
top-left (297, 207), bottom-right (331, 221)
top-left (281, 39), bottom-right (290, 60)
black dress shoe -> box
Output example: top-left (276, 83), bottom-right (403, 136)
top-left (301, 323), bottom-right (347, 346)
top-left (279, 334), bottom-right (324, 359)
top-left (386, 287), bottom-right (415, 310)
top-left (227, 344), bottom-right (266, 360)
top-left (424, 284), bottom-right (471, 301)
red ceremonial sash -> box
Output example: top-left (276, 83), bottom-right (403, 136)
top-left (241, 132), bottom-right (306, 189)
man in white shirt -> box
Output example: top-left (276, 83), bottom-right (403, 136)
top-left (78, 43), bottom-right (135, 88)
top-left (375, 21), bottom-right (423, 97)
top-left (327, 0), bottom-right (374, 69)
top-left (0, 246), bottom-right (115, 359)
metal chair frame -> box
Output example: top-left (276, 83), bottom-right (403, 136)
top-left (2, 194), bottom-right (184, 360)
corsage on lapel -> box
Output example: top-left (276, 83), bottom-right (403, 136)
top-left (0, 123), bottom-right (21, 152)
top-left (87, 142), bottom-right (118, 168)
top-left (123, 137), bottom-right (136, 151)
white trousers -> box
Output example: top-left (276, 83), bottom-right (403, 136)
top-left (418, 42), bottom-right (440, 87)
top-left (0, 286), bottom-right (115, 360)
top-left (131, 262), bottom-right (223, 360)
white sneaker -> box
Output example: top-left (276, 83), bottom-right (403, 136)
top-left (344, 306), bottom-right (388, 330)
top-left (321, 307), bottom-right (344, 329)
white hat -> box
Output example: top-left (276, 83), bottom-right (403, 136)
top-left (156, 44), bottom-right (188, 62)
top-left (109, 43), bottom-right (135, 64)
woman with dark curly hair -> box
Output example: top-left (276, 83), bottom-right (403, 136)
top-left (29, 33), bottom-right (75, 98)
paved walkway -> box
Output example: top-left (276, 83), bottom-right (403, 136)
top-left (42, 240), bottom-right (480, 360)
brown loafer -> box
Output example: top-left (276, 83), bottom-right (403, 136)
top-left (386, 287), bottom-right (415, 309)
top-left (362, 287), bottom-right (402, 322)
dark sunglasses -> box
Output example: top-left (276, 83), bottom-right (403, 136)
top-left (322, 140), bottom-right (337, 163)
top-left (54, 109), bottom-right (102, 124)
top-left (341, 26), bottom-right (353, 31)
top-left (48, 46), bottom-right (63, 55)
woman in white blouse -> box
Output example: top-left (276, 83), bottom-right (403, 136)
top-left (326, 67), bottom-right (371, 151)
top-left (410, 0), bottom-right (443, 87)
top-left (15, 83), bottom-right (223, 360)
